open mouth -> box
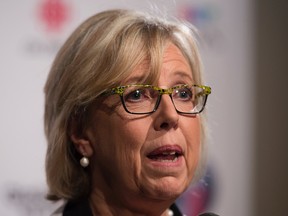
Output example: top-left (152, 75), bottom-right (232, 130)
top-left (147, 145), bottom-right (183, 162)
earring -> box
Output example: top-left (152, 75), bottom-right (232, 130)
top-left (80, 156), bottom-right (89, 167)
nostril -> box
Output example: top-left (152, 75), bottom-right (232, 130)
top-left (160, 122), bottom-right (169, 129)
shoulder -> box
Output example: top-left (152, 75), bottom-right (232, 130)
top-left (170, 203), bottom-right (183, 216)
top-left (59, 199), bottom-right (93, 216)
top-left (50, 203), bottom-right (65, 216)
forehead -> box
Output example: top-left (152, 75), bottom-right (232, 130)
top-left (163, 43), bottom-right (189, 63)
top-left (162, 44), bottom-right (193, 77)
top-left (124, 43), bottom-right (193, 85)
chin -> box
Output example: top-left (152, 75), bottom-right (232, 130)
top-left (144, 176), bottom-right (189, 200)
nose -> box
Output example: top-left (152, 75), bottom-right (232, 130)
top-left (153, 94), bottom-right (179, 131)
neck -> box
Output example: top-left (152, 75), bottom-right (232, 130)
top-left (88, 164), bottom-right (177, 216)
top-left (89, 188), bottom-right (175, 216)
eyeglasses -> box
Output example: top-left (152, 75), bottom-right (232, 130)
top-left (103, 84), bottom-right (211, 115)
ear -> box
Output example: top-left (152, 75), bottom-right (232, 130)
top-left (69, 117), bottom-right (94, 157)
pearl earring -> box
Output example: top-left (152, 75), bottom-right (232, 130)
top-left (80, 156), bottom-right (89, 167)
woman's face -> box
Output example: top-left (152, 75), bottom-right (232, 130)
top-left (85, 43), bottom-right (201, 204)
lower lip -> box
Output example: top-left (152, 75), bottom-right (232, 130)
top-left (145, 155), bottom-right (184, 168)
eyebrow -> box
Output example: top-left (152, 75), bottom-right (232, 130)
top-left (123, 75), bottom-right (151, 85)
top-left (174, 70), bottom-right (193, 78)
top-left (123, 70), bottom-right (194, 85)
top-left (172, 71), bottom-right (194, 82)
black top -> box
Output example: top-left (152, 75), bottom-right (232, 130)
top-left (63, 198), bottom-right (183, 216)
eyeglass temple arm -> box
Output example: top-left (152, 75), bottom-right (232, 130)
top-left (200, 85), bottom-right (211, 95)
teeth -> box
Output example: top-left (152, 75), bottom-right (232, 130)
top-left (147, 150), bottom-right (181, 162)
top-left (162, 151), bottom-right (176, 155)
top-left (156, 157), bottom-right (179, 162)
top-left (153, 155), bottom-right (179, 162)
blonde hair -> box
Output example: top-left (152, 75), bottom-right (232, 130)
top-left (44, 9), bottom-right (205, 201)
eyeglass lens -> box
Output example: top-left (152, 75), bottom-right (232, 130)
top-left (122, 86), bottom-right (205, 114)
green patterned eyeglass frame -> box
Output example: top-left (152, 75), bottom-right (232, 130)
top-left (103, 84), bottom-right (211, 115)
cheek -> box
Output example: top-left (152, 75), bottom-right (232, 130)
top-left (184, 117), bottom-right (201, 171)
top-left (91, 113), bottom-right (149, 166)
top-left (88, 116), bottom-right (142, 183)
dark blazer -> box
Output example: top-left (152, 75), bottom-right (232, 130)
top-left (52, 198), bottom-right (183, 216)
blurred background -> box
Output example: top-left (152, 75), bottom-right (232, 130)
top-left (0, 0), bottom-right (287, 215)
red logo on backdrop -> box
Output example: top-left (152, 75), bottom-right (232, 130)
top-left (38, 0), bottom-right (71, 32)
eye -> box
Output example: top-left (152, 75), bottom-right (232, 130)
top-left (126, 89), bottom-right (142, 101)
top-left (124, 88), bottom-right (152, 103)
top-left (174, 87), bottom-right (193, 101)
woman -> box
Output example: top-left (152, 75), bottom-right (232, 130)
top-left (44, 9), bottom-right (212, 216)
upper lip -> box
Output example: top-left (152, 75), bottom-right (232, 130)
top-left (146, 145), bottom-right (184, 158)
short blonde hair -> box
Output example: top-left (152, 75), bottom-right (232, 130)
top-left (44, 9), bottom-right (205, 201)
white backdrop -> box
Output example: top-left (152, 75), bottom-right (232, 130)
top-left (0, 0), bottom-right (254, 215)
